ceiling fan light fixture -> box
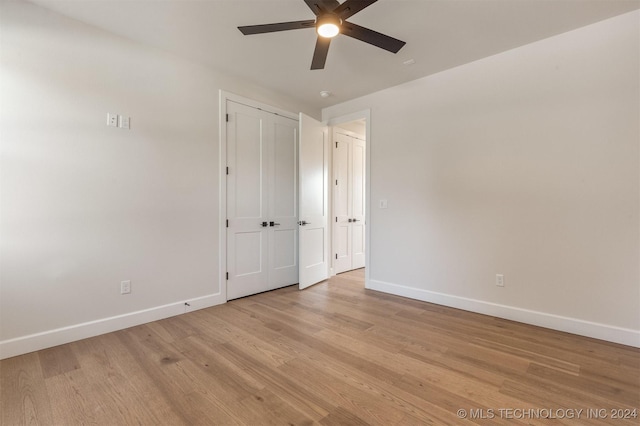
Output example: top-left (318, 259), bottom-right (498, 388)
top-left (316, 14), bottom-right (341, 38)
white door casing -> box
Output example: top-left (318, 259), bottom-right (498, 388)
top-left (226, 100), bottom-right (298, 300)
top-left (298, 113), bottom-right (329, 289)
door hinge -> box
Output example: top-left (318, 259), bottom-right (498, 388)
top-left (335, 141), bottom-right (338, 148)
top-left (226, 166), bottom-right (229, 175)
top-left (335, 217), bottom-right (337, 222)
top-left (226, 272), bottom-right (229, 280)
top-left (226, 113), bottom-right (229, 122)
top-left (335, 253), bottom-right (338, 259)
top-left (335, 179), bottom-right (338, 185)
top-left (226, 219), bottom-right (229, 227)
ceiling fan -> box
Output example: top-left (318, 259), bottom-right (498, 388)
top-left (238, 0), bottom-right (406, 70)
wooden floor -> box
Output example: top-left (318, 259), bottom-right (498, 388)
top-left (1, 269), bottom-right (639, 425)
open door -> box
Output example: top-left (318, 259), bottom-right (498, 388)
top-left (298, 113), bottom-right (329, 289)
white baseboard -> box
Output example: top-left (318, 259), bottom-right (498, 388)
top-left (366, 279), bottom-right (640, 348)
top-left (0, 293), bottom-right (225, 360)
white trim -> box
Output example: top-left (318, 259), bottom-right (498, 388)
top-left (219, 90), bottom-right (229, 302)
top-left (220, 91), bottom-right (298, 121)
top-left (367, 279), bottom-right (640, 348)
top-left (0, 293), bottom-right (225, 360)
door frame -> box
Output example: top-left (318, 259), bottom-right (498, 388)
top-left (326, 110), bottom-right (371, 286)
top-left (219, 90), bottom-right (299, 301)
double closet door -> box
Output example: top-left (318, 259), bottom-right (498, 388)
top-left (333, 130), bottom-right (365, 274)
top-left (226, 101), bottom-right (299, 300)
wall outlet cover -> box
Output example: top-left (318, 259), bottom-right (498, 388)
top-left (120, 280), bottom-right (131, 294)
top-left (107, 113), bottom-right (118, 127)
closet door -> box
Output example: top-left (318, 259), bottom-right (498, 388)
top-left (351, 137), bottom-right (366, 269)
top-left (267, 115), bottom-right (299, 290)
top-left (227, 101), bottom-right (269, 300)
top-left (333, 130), bottom-right (366, 274)
top-left (227, 101), bottom-right (299, 300)
top-left (333, 132), bottom-right (352, 274)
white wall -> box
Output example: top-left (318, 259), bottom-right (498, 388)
top-left (0, 0), bottom-right (318, 358)
top-left (323, 11), bottom-right (639, 346)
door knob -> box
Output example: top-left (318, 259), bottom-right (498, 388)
top-left (269, 222), bottom-right (280, 227)
top-left (260, 221), bottom-right (268, 227)
top-left (298, 220), bottom-right (310, 226)
top-left (348, 218), bottom-right (353, 222)
top-left (352, 219), bottom-right (360, 222)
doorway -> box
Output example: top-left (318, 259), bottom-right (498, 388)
top-left (225, 99), bottom-right (299, 300)
top-left (332, 122), bottom-right (366, 275)
top-left (220, 91), bottom-right (331, 300)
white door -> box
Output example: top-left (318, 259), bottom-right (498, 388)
top-left (333, 130), bottom-right (366, 274)
top-left (298, 113), bottom-right (329, 289)
top-left (351, 137), bottom-right (366, 269)
top-left (267, 115), bottom-right (299, 290)
top-left (333, 132), bottom-right (352, 273)
top-left (227, 101), bottom-right (298, 300)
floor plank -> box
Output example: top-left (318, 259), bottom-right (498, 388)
top-left (1, 268), bottom-right (639, 425)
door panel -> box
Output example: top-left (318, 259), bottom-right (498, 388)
top-left (234, 112), bottom-right (264, 219)
top-left (352, 222), bottom-right (365, 269)
top-left (334, 134), bottom-right (350, 217)
top-left (272, 229), bottom-right (297, 268)
top-left (299, 113), bottom-right (329, 289)
top-left (334, 220), bottom-right (351, 273)
top-left (273, 122), bottom-right (297, 218)
top-left (301, 132), bottom-right (325, 217)
top-left (352, 140), bottom-right (365, 218)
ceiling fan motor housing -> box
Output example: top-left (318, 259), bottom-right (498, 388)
top-left (316, 14), bottom-right (342, 38)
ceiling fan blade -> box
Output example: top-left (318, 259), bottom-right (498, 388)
top-left (341, 21), bottom-right (406, 53)
top-left (333, 0), bottom-right (378, 20)
top-left (238, 20), bottom-right (315, 35)
top-left (311, 36), bottom-right (331, 70)
top-left (304, 0), bottom-right (341, 16)
top-left (304, 0), bottom-right (326, 15)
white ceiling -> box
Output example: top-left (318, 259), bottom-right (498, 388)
top-left (26, 0), bottom-right (640, 110)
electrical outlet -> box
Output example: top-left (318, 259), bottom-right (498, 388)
top-left (107, 113), bottom-right (118, 127)
top-left (120, 280), bottom-right (131, 294)
top-left (496, 274), bottom-right (504, 287)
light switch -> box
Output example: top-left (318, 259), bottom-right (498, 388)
top-left (119, 116), bottom-right (130, 129)
top-left (379, 199), bottom-right (388, 209)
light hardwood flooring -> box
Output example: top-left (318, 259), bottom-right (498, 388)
top-left (1, 269), bottom-right (639, 425)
